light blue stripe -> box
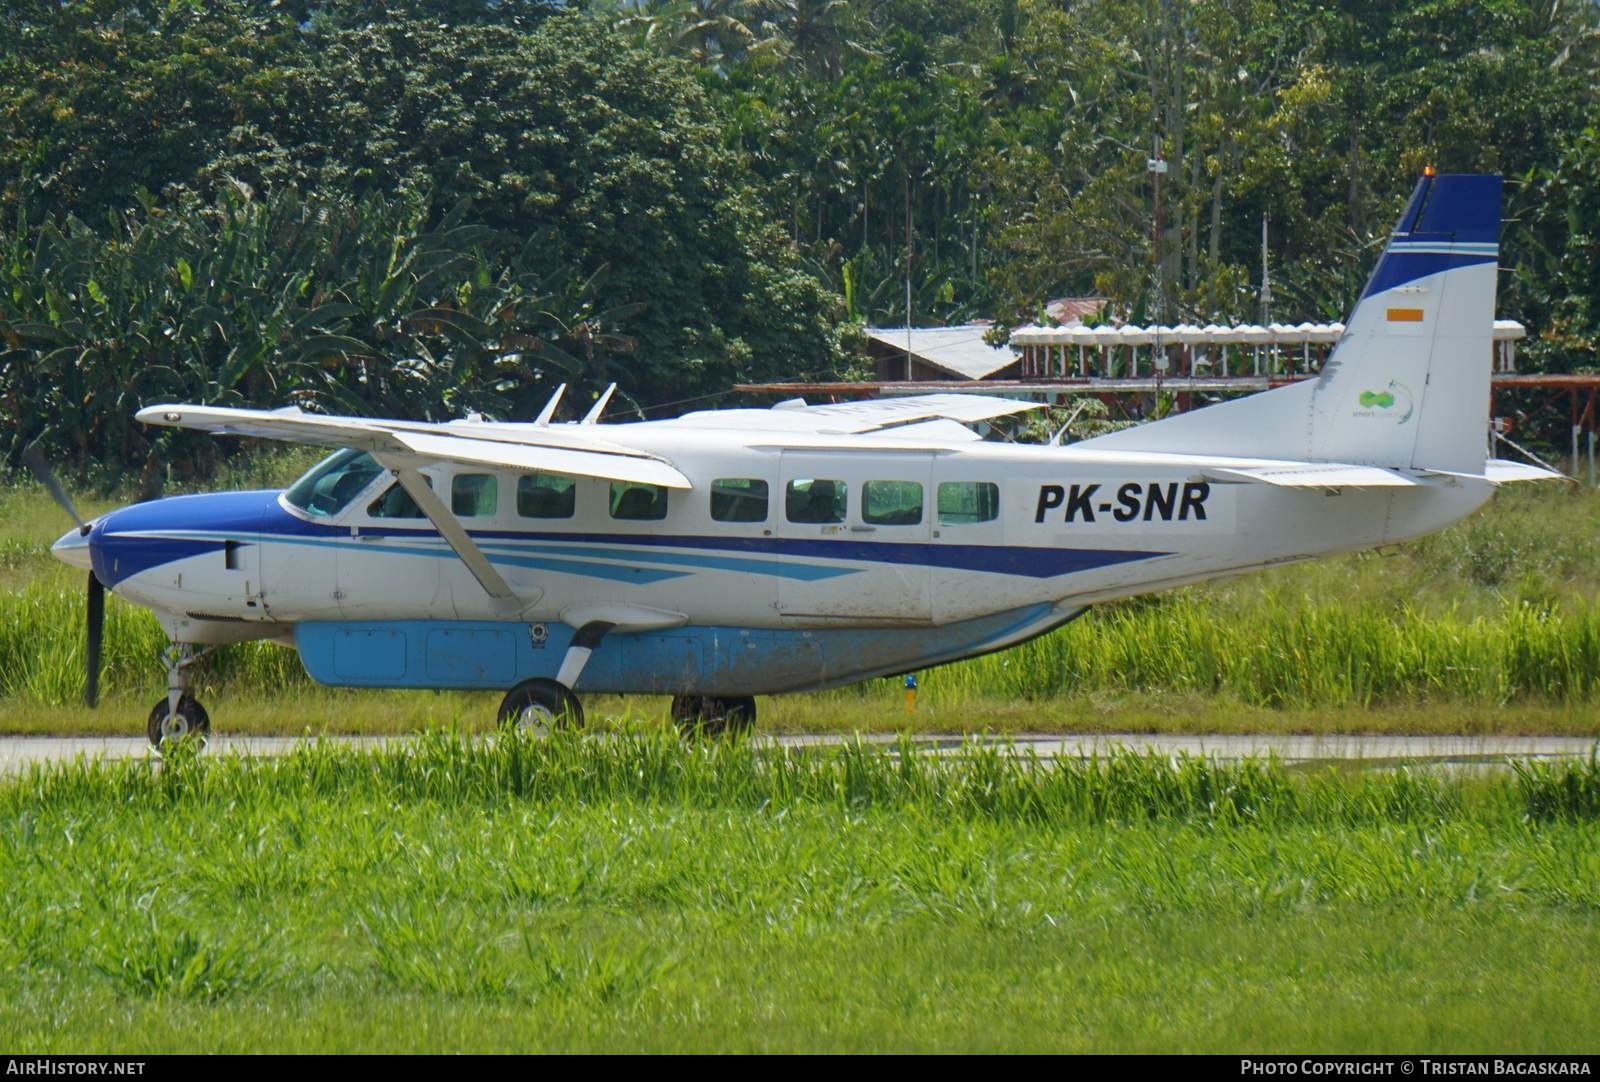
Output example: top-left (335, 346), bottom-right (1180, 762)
top-left (134, 528), bottom-right (862, 583)
top-left (242, 533), bottom-right (693, 584)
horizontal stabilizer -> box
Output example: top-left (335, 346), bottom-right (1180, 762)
top-left (1203, 463), bottom-right (1423, 488)
top-left (1483, 459), bottom-right (1565, 484)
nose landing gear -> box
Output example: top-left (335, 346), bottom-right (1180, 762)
top-left (147, 643), bottom-right (214, 748)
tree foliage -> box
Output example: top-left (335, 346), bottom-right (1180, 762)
top-left (0, 191), bottom-right (648, 479)
top-left (1, 0), bottom-right (1597, 473)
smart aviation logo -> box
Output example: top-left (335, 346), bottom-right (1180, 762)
top-left (1354, 381), bottom-right (1414, 424)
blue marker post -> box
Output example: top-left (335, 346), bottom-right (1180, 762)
top-left (904, 673), bottom-right (918, 714)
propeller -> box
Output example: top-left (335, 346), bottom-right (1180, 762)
top-left (85, 571), bottom-right (103, 708)
top-left (21, 444), bottom-right (104, 708)
top-left (21, 445), bottom-right (86, 531)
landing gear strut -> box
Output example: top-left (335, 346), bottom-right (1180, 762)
top-left (147, 643), bottom-right (212, 748)
top-left (671, 694), bottom-right (756, 738)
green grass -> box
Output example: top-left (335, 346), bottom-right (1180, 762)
top-left (2, 735), bottom-right (1598, 1052)
top-left (5, 473), bottom-right (1600, 736)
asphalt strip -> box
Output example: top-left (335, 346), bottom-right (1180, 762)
top-left (0, 732), bottom-right (1595, 773)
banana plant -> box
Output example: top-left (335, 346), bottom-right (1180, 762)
top-left (0, 190), bottom-right (644, 478)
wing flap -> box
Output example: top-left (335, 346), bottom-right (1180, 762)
top-left (766, 393), bottom-right (1041, 433)
top-left (393, 430), bottom-right (690, 489)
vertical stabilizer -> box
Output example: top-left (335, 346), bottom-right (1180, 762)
top-left (1078, 174), bottom-right (1502, 474)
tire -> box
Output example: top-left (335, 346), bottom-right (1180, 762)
top-left (497, 678), bottom-right (583, 735)
top-left (146, 694), bottom-right (211, 749)
top-left (670, 694), bottom-right (756, 738)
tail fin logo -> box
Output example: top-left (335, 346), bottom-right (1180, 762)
top-left (1355, 381), bottom-right (1414, 424)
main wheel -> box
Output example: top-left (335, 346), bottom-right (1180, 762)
top-left (497, 678), bottom-right (584, 736)
top-left (670, 694), bottom-right (756, 738)
top-left (146, 694), bottom-right (210, 749)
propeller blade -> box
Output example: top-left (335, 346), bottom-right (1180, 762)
top-left (85, 571), bottom-right (103, 709)
top-left (21, 445), bottom-right (86, 531)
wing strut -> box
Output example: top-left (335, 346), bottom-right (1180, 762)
top-left (379, 457), bottom-right (519, 604)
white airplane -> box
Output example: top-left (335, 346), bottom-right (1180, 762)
top-left (47, 172), bottom-right (1556, 744)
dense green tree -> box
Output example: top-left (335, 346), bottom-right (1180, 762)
top-left (0, 7), bottom-right (848, 419)
top-left (0, 191), bottom-right (641, 478)
top-left (1, 0), bottom-right (1598, 471)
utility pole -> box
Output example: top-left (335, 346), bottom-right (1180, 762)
top-left (1260, 211), bottom-right (1272, 324)
top-left (904, 168), bottom-right (913, 381)
top-left (1148, 138), bottom-right (1169, 398)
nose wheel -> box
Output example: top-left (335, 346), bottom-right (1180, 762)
top-left (147, 642), bottom-right (214, 748)
top-left (147, 694), bottom-right (210, 747)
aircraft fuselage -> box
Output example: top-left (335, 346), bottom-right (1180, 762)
top-left (73, 427), bottom-right (1491, 696)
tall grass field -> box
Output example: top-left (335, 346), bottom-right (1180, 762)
top-left (1, 733), bottom-right (1598, 1052)
top-left (4, 469), bottom-right (1600, 733)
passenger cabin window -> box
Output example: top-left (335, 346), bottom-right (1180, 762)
top-left (452, 474), bottom-right (499, 517)
top-left (785, 479), bottom-right (847, 524)
top-left (285, 449), bottom-right (384, 518)
top-left (610, 482), bottom-right (668, 521)
top-left (937, 481), bottom-right (1000, 525)
top-left (518, 474), bottom-right (576, 519)
top-left (368, 476), bottom-right (430, 519)
top-left (862, 481), bottom-right (924, 526)
top-left (711, 478), bottom-right (768, 523)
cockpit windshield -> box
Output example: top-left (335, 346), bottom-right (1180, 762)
top-left (284, 449), bottom-right (385, 518)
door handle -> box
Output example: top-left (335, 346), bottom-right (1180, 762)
top-left (850, 525), bottom-right (876, 533)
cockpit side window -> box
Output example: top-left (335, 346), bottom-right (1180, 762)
top-left (368, 475), bottom-right (431, 519)
top-left (284, 450), bottom-right (385, 518)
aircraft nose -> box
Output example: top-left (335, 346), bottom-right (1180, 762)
top-left (51, 525), bottom-right (95, 572)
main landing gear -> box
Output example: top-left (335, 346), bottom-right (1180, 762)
top-left (147, 643), bottom-right (213, 748)
top-left (495, 685), bottom-right (758, 739)
top-left (497, 678), bottom-right (583, 736)
top-left (492, 620), bottom-right (758, 739)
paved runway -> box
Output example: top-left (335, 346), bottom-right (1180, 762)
top-left (0, 731), bottom-right (1594, 772)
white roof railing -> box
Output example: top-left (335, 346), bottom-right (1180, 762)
top-left (1011, 319), bottom-right (1525, 347)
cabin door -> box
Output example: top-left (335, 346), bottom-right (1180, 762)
top-left (775, 451), bottom-right (932, 622)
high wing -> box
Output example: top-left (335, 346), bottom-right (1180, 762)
top-left (135, 404), bottom-right (690, 489)
top-left (674, 393), bottom-right (1041, 435)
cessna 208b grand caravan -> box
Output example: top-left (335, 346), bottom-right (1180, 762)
top-left (49, 172), bottom-right (1555, 744)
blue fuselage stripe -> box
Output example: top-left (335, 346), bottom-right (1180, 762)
top-left (93, 491), bottom-right (1173, 586)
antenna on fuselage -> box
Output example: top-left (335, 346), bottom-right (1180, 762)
top-left (534, 383), bottom-right (567, 425)
top-left (1049, 402), bottom-right (1088, 446)
top-left (580, 383), bottom-right (617, 425)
